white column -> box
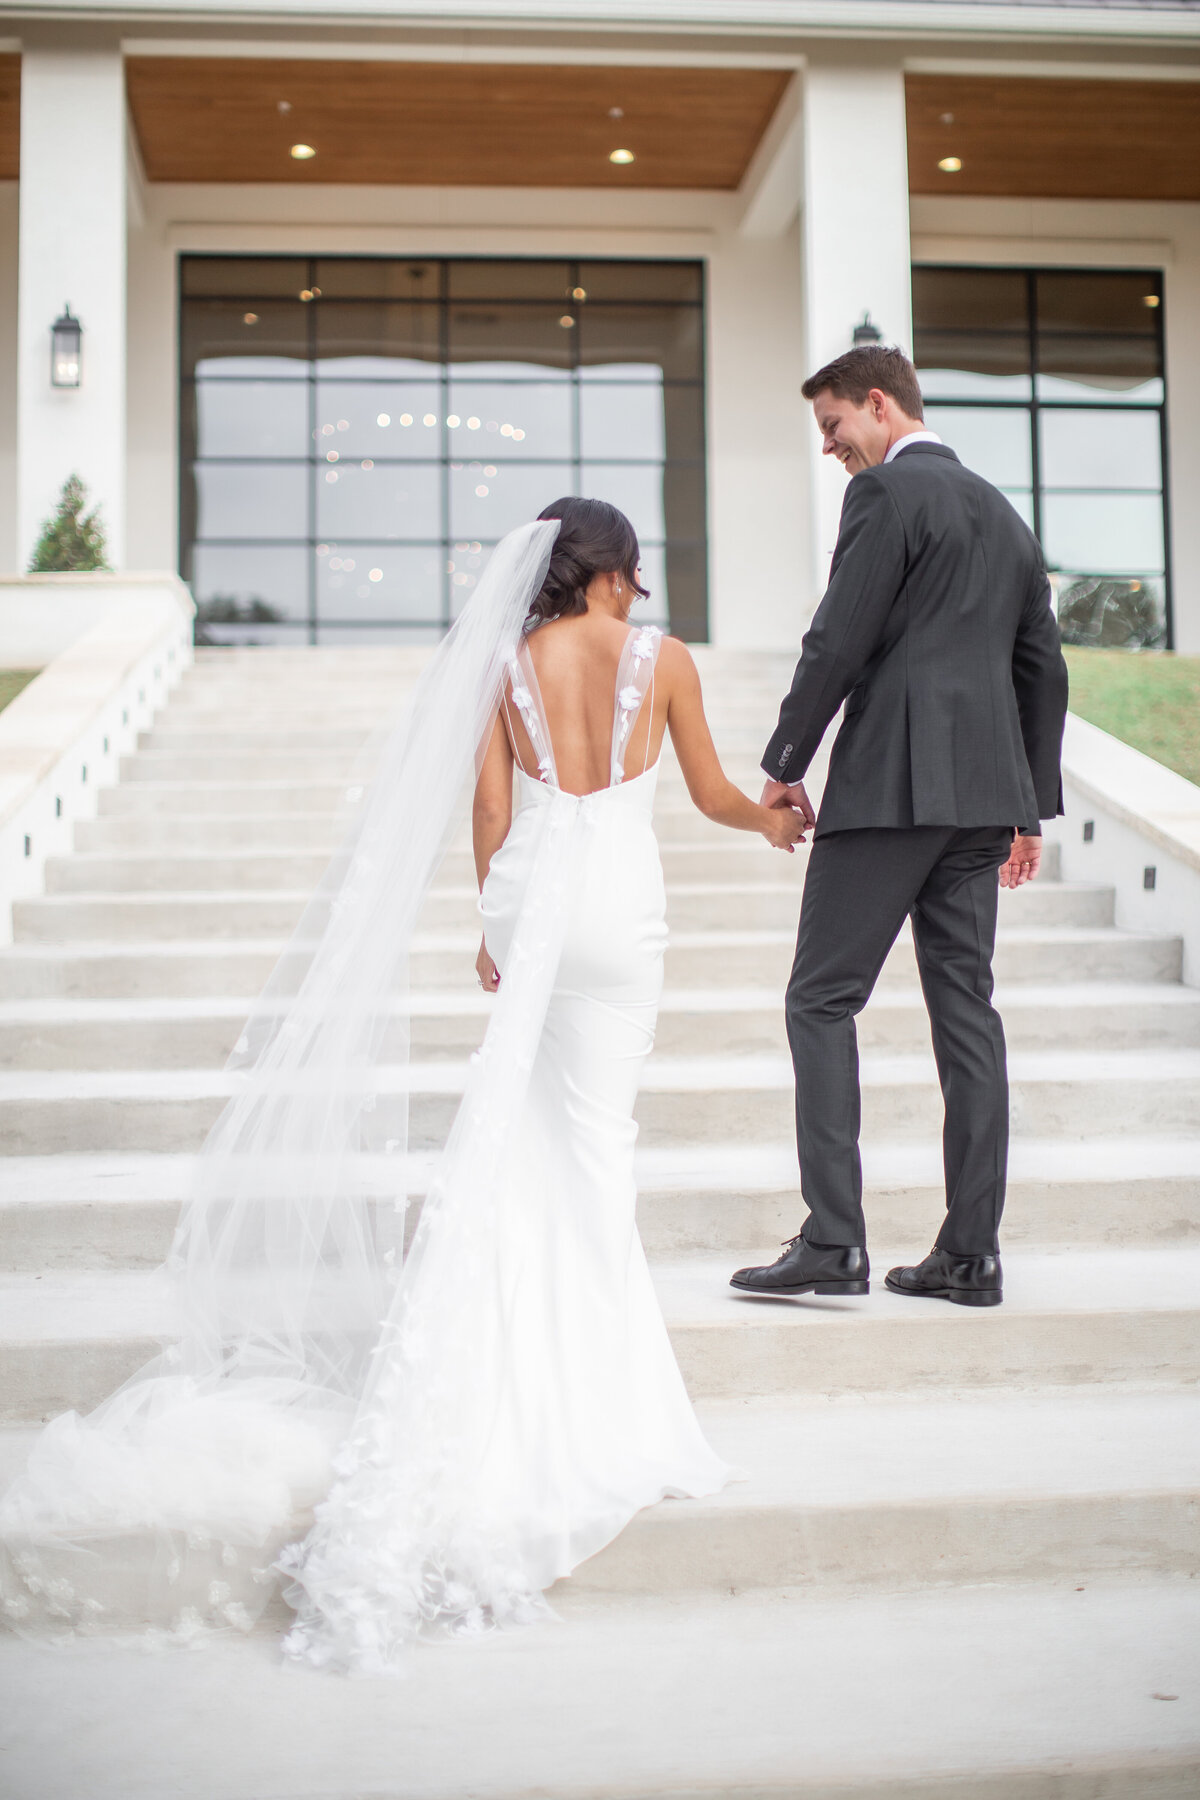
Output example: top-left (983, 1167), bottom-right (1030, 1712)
top-left (18, 33), bottom-right (126, 569)
top-left (801, 53), bottom-right (912, 605)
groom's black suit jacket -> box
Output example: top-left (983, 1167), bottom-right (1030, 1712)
top-left (764, 442), bottom-right (1069, 838)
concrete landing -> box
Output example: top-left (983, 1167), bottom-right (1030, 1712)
top-left (0, 1578), bottom-right (1195, 1799)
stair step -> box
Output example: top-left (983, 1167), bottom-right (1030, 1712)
top-left (3, 981), bottom-right (1197, 1071)
top-left (18, 879), bottom-right (1116, 941)
top-left (3, 1048), bottom-right (1198, 1154)
top-left (2, 1389), bottom-right (1194, 1602)
top-left (2, 924), bottom-right (1178, 993)
top-left (574, 1387), bottom-right (1200, 1595)
top-left (2, 1248), bottom-right (1198, 1421)
top-left (0, 1571), bottom-right (1195, 1800)
top-left (3, 1138), bottom-right (1199, 1271)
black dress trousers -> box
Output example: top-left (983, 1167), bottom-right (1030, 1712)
top-left (785, 825), bottom-right (1014, 1257)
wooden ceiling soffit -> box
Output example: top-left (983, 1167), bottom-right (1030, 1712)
top-left (908, 73), bottom-right (1200, 203)
top-left (125, 57), bottom-right (791, 190)
top-left (0, 56), bottom-right (19, 181)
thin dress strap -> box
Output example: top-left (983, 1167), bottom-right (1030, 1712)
top-left (503, 640), bottom-right (558, 788)
top-left (611, 625), bottom-right (663, 787)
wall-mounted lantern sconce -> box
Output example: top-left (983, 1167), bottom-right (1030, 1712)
top-left (51, 306), bottom-right (82, 388)
top-left (852, 312), bottom-right (883, 349)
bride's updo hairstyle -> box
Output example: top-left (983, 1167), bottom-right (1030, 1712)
top-left (525, 496), bottom-right (650, 631)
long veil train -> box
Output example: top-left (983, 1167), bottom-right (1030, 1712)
top-left (0, 520), bottom-right (565, 1643)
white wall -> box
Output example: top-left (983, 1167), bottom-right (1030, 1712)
top-left (17, 34), bottom-right (127, 569)
top-left (911, 193), bottom-right (1200, 655)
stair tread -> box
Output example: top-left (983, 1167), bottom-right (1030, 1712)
top-left (2, 977), bottom-right (1196, 1024)
top-left (3, 1045), bottom-right (1199, 1099)
top-left (4, 1247), bottom-right (1199, 1340)
top-left (4, 1134), bottom-right (1200, 1212)
top-left (2, 1387), bottom-right (1197, 1507)
top-left (3, 1577), bottom-right (1197, 1800)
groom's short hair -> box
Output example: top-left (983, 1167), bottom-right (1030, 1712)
top-left (801, 346), bottom-right (924, 422)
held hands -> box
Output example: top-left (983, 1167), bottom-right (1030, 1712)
top-left (999, 833), bottom-right (1042, 888)
top-left (476, 939), bottom-right (501, 992)
top-left (761, 778), bottom-right (817, 827)
top-left (759, 778), bottom-right (816, 854)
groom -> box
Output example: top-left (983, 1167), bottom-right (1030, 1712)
top-left (731, 345), bottom-right (1068, 1309)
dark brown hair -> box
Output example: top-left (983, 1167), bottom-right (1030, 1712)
top-left (527, 497), bottom-right (650, 630)
top-left (800, 345), bottom-right (924, 421)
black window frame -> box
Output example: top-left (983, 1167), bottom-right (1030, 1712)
top-left (177, 253), bottom-right (709, 644)
top-left (913, 262), bottom-right (1172, 649)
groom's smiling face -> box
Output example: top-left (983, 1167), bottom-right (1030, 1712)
top-left (812, 388), bottom-right (894, 476)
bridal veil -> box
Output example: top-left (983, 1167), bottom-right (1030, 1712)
top-left (0, 519), bottom-right (563, 1642)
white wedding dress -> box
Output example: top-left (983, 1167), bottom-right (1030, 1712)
top-left (280, 623), bottom-right (730, 1670)
top-left (0, 523), bottom-right (729, 1674)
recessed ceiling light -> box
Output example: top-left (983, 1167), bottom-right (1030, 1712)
top-left (608, 106), bottom-right (625, 120)
top-left (938, 156), bottom-right (962, 173)
top-left (1143, 294), bottom-right (1161, 308)
top-left (572, 286), bottom-right (587, 301)
top-left (559, 314), bottom-right (575, 328)
top-left (243, 312), bottom-right (259, 325)
top-left (290, 143), bottom-right (316, 160)
top-left (609, 148), bottom-right (635, 165)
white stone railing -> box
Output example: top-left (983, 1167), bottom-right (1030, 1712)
top-left (1045, 713), bottom-right (1200, 988)
top-left (0, 572), bottom-right (194, 945)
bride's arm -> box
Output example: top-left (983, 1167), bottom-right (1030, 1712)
top-left (473, 712), bottom-right (514, 991)
top-left (662, 641), bottom-right (808, 853)
top-left (473, 710), bottom-right (514, 888)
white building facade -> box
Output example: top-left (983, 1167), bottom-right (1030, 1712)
top-left (1, 0), bottom-right (1199, 650)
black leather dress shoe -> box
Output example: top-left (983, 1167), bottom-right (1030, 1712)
top-left (885, 1247), bottom-right (1003, 1307)
top-left (730, 1236), bottom-right (869, 1297)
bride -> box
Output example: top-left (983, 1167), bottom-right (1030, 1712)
top-left (0, 500), bottom-right (805, 1674)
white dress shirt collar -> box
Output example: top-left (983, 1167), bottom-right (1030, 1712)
top-left (884, 429), bottom-right (943, 464)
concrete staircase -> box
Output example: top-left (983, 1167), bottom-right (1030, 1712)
top-left (1, 645), bottom-right (1198, 1800)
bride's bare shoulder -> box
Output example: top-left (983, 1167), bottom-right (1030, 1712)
top-left (656, 634), bottom-right (701, 691)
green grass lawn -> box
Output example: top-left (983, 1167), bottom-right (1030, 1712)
top-left (0, 670), bottom-right (38, 716)
top-left (1064, 647), bottom-right (1200, 788)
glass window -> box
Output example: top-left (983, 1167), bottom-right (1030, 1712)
top-left (316, 303), bottom-right (440, 373)
top-left (314, 382), bottom-right (442, 459)
top-left (192, 463), bottom-right (309, 540)
top-left (1036, 271), bottom-right (1163, 402)
top-left (923, 405), bottom-right (1032, 494)
top-left (189, 381), bottom-right (310, 459)
top-left (913, 266), bottom-right (1030, 401)
top-left (448, 382), bottom-right (573, 461)
top-left (316, 545), bottom-right (444, 623)
top-left (580, 464), bottom-right (666, 543)
top-left (189, 544), bottom-right (310, 621)
top-left (913, 264), bottom-right (1171, 648)
top-left (182, 259), bottom-right (309, 299)
top-left (314, 260), bottom-right (439, 300)
top-left (579, 305), bottom-right (703, 382)
top-left (578, 261), bottom-right (703, 304)
top-left (580, 383), bottom-right (666, 461)
top-left (448, 461), bottom-right (575, 542)
top-left (1041, 495), bottom-right (1164, 579)
top-left (181, 300), bottom-right (310, 380)
top-left (1039, 410), bottom-right (1162, 492)
top-left (317, 462), bottom-right (442, 541)
top-left (448, 304), bottom-right (577, 373)
top-left (180, 255), bottom-right (707, 641)
top-left (447, 261), bottom-right (573, 301)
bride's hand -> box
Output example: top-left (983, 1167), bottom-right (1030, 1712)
top-left (760, 805), bottom-right (807, 854)
top-left (476, 940), bottom-right (501, 992)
